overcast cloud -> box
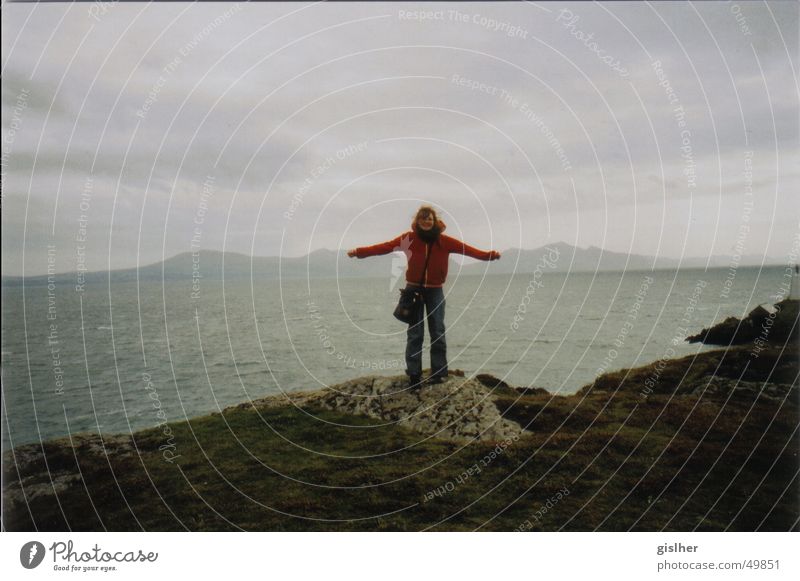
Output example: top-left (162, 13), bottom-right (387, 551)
top-left (2, 1), bottom-right (798, 275)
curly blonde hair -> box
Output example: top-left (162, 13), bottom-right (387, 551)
top-left (413, 205), bottom-right (443, 229)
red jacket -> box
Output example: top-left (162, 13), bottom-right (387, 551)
top-left (355, 221), bottom-right (497, 287)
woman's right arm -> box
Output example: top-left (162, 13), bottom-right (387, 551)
top-left (348, 234), bottom-right (405, 258)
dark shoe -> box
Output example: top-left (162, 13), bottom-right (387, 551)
top-left (408, 374), bottom-right (423, 390)
top-left (427, 375), bottom-right (447, 385)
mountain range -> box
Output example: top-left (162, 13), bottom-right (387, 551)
top-left (1, 242), bottom-right (781, 285)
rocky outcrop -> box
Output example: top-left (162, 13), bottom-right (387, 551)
top-left (3, 434), bottom-right (135, 513)
top-left (4, 472), bottom-right (83, 509)
top-left (687, 299), bottom-right (799, 345)
top-left (241, 372), bottom-right (525, 443)
top-left (473, 373), bottom-right (549, 396)
top-left (3, 348), bottom-right (798, 532)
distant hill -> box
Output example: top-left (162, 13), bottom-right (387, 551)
top-left (1, 243), bottom-right (782, 285)
top-left (460, 242), bottom-right (780, 275)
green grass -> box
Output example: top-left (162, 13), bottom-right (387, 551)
top-left (3, 347), bottom-right (798, 531)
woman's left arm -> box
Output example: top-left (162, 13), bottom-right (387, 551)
top-left (444, 236), bottom-right (500, 261)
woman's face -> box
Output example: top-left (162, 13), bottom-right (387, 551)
top-left (418, 213), bottom-right (435, 231)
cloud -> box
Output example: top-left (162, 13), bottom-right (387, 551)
top-left (2, 1), bottom-right (798, 275)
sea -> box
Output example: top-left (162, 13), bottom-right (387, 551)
top-left (1, 266), bottom-right (789, 448)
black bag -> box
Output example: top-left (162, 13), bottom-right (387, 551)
top-left (393, 241), bottom-right (432, 325)
top-left (393, 286), bottom-right (424, 324)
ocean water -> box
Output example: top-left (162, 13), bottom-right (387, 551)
top-left (1, 266), bottom-right (787, 448)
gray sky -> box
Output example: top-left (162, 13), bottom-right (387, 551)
top-left (2, 1), bottom-right (798, 276)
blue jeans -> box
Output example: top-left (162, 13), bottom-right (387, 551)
top-left (405, 285), bottom-right (447, 378)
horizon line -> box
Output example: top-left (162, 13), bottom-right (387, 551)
top-left (2, 243), bottom-right (786, 280)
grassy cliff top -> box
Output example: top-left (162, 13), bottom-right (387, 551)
top-left (3, 345), bottom-right (797, 531)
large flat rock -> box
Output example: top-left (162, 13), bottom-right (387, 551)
top-left (246, 374), bottom-right (524, 443)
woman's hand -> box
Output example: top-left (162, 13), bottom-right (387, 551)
top-left (489, 250), bottom-right (501, 261)
top-left (347, 249), bottom-right (358, 258)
